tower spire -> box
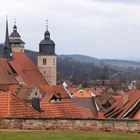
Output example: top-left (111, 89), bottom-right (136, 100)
top-left (3, 16), bottom-right (13, 60)
top-left (13, 18), bottom-right (17, 32)
top-left (5, 16), bottom-right (10, 49)
top-left (44, 19), bottom-right (50, 39)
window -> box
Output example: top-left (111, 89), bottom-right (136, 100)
top-left (43, 58), bottom-right (47, 65)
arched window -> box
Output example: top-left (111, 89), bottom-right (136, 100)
top-left (43, 58), bottom-right (47, 65)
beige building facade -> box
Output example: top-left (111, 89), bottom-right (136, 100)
top-left (11, 45), bottom-right (24, 53)
top-left (38, 55), bottom-right (57, 85)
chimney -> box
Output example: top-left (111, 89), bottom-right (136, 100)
top-left (122, 92), bottom-right (129, 106)
top-left (32, 92), bottom-right (41, 112)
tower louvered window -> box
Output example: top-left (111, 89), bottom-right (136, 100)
top-left (43, 58), bottom-right (47, 65)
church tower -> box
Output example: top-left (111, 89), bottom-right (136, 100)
top-left (9, 20), bottom-right (25, 52)
top-left (2, 18), bottom-right (13, 60)
top-left (37, 20), bottom-right (56, 85)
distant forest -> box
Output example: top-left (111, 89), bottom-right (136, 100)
top-left (25, 50), bottom-right (140, 86)
top-left (57, 58), bottom-right (140, 85)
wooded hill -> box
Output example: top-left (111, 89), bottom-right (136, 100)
top-left (25, 50), bottom-right (140, 85)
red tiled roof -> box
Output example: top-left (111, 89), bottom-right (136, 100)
top-left (9, 53), bottom-right (48, 86)
top-left (0, 58), bottom-right (18, 85)
top-left (0, 92), bottom-right (38, 117)
top-left (0, 92), bottom-right (9, 116)
top-left (0, 91), bottom-right (94, 118)
top-left (73, 90), bottom-right (93, 98)
top-left (43, 85), bottom-right (69, 98)
top-left (41, 93), bottom-right (57, 103)
top-left (105, 90), bottom-right (140, 118)
top-left (40, 101), bottom-right (94, 118)
top-left (111, 95), bottom-right (122, 101)
top-left (0, 85), bottom-right (20, 94)
top-left (133, 109), bottom-right (140, 119)
top-left (53, 85), bottom-right (69, 98)
top-left (68, 87), bottom-right (79, 94)
top-left (0, 85), bottom-right (9, 91)
top-left (68, 87), bottom-right (103, 97)
top-left (86, 88), bottom-right (103, 96)
top-left (72, 88), bottom-right (95, 98)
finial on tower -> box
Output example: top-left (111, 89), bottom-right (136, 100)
top-left (14, 17), bottom-right (16, 26)
top-left (46, 18), bottom-right (48, 31)
top-left (13, 17), bottom-right (17, 32)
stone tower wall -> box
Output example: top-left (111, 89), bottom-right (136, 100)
top-left (37, 55), bottom-right (56, 85)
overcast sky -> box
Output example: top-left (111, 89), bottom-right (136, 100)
top-left (0, 0), bottom-right (140, 59)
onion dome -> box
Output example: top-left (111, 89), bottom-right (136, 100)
top-left (39, 20), bottom-right (55, 55)
top-left (9, 21), bottom-right (25, 45)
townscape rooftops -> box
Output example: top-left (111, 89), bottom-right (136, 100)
top-left (0, 92), bottom-right (38, 117)
top-left (105, 90), bottom-right (140, 118)
top-left (40, 100), bottom-right (94, 118)
top-left (0, 92), bottom-right (94, 118)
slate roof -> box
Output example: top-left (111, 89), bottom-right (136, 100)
top-left (0, 44), bottom-right (4, 57)
top-left (10, 38), bottom-right (25, 44)
top-left (70, 97), bottom-right (98, 117)
top-left (39, 39), bottom-right (55, 45)
top-left (9, 24), bottom-right (25, 44)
